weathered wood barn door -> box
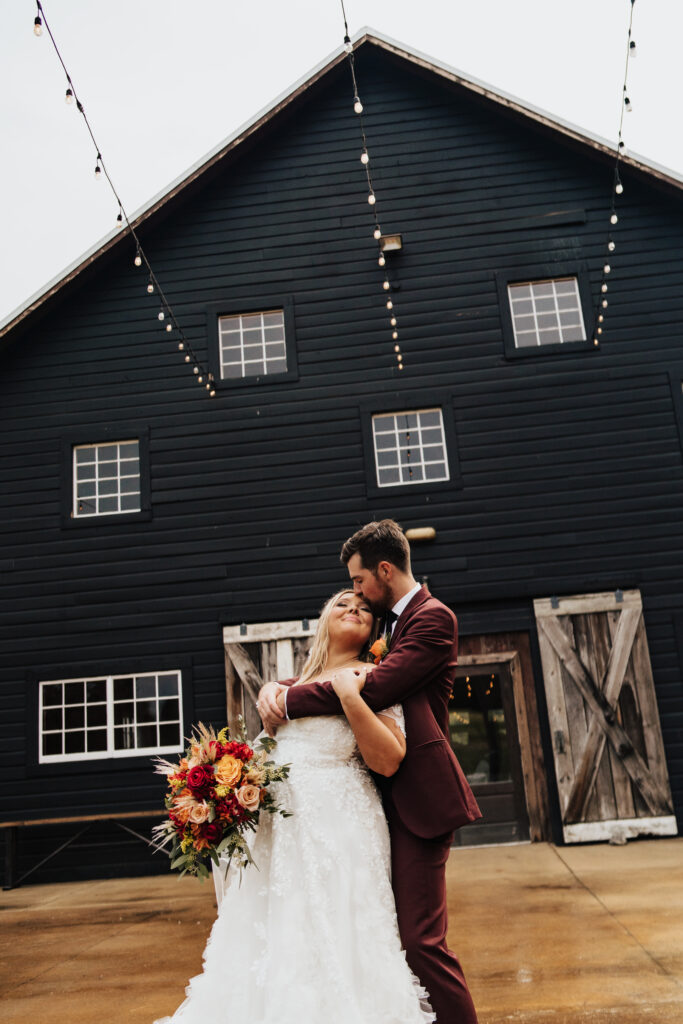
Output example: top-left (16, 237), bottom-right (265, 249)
top-left (222, 619), bottom-right (317, 736)
top-left (534, 590), bottom-right (677, 843)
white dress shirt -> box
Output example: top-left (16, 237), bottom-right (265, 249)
top-left (389, 581), bottom-right (423, 634)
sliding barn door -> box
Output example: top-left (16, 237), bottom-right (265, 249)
top-left (534, 590), bottom-right (676, 843)
top-left (222, 619), bottom-right (317, 737)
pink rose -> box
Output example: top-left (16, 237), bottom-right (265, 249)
top-left (188, 801), bottom-right (210, 824)
top-left (236, 784), bottom-right (260, 812)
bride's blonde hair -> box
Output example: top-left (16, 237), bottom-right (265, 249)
top-left (298, 589), bottom-right (378, 685)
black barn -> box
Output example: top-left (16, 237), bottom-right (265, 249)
top-left (2, 32), bottom-right (682, 885)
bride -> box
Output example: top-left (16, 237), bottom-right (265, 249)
top-left (154, 589), bottom-right (434, 1024)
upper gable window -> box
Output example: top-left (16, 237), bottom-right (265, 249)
top-left (73, 440), bottom-right (140, 518)
top-left (372, 408), bottom-right (449, 487)
top-left (508, 278), bottom-right (586, 349)
top-left (218, 309), bottom-right (287, 380)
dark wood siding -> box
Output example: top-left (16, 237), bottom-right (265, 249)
top-left (1, 43), bottom-right (682, 880)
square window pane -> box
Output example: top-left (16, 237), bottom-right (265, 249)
top-left (539, 329), bottom-right (561, 346)
top-left (559, 311), bottom-right (581, 328)
top-left (222, 363), bottom-right (243, 379)
top-left (374, 432), bottom-right (395, 450)
top-left (422, 443), bottom-right (446, 461)
top-left (263, 312), bottom-right (284, 328)
top-left (87, 730), bottom-right (108, 753)
top-left (98, 496), bottom-right (119, 514)
top-left (136, 725), bottom-right (158, 748)
top-left (425, 462), bottom-right (448, 480)
top-left (42, 684), bottom-right (62, 707)
top-left (43, 707), bottom-right (63, 731)
top-left (76, 464), bottom-right (97, 481)
top-left (120, 457), bottom-right (140, 475)
top-left (86, 679), bottom-right (106, 703)
top-left (120, 476), bottom-right (140, 494)
top-left (65, 706), bottom-right (85, 730)
top-left (159, 723), bottom-right (182, 746)
top-left (114, 726), bottom-right (135, 750)
top-left (513, 315), bottom-right (535, 332)
top-left (114, 701), bottom-right (135, 726)
top-left (158, 674), bottom-right (179, 697)
top-left (510, 299), bottom-right (533, 314)
top-left (515, 332), bottom-right (539, 348)
top-left (536, 313), bottom-right (559, 330)
top-left (75, 447), bottom-right (95, 465)
top-left (403, 465), bottom-right (424, 482)
top-left (159, 698), bottom-right (180, 722)
top-left (397, 413), bottom-right (418, 430)
top-left (377, 449), bottom-right (398, 468)
top-left (87, 704), bottom-right (107, 727)
top-left (420, 427), bottom-right (444, 446)
top-left (554, 279), bottom-right (577, 294)
top-left (509, 284), bottom-right (531, 299)
top-left (99, 462), bottom-right (118, 480)
top-left (562, 325), bottom-right (585, 342)
top-left (43, 733), bottom-right (62, 756)
top-left (99, 478), bottom-right (119, 496)
top-left (136, 699), bottom-right (157, 724)
top-left (120, 493), bottom-right (141, 512)
top-left (77, 482), bottom-right (97, 499)
top-left (114, 677), bottom-right (133, 701)
top-left (533, 282), bottom-right (554, 297)
top-left (266, 359), bottom-right (287, 374)
top-left (377, 467), bottom-right (401, 486)
top-left (136, 676), bottom-right (156, 699)
top-left (418, 411), bottom-right (441, 428)
top-left (119, 442), bottom-right (139, 460)
top-left (557, 294), bottom-right (580, 310)
top-left (65, 731), bottom-right (86, 754)
top-left (64, 682), bottom-right (84, 705)
top-left (534, 297), bottom-right (556, 313)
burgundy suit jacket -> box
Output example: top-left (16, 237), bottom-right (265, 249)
top-left (284, 586), bottom-right (481, 839)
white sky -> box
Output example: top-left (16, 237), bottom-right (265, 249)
top-left (1, 0), bottom-right (680, 324)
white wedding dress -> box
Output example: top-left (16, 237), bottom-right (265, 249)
top-left (154, 709), bottom-right (434, 1024)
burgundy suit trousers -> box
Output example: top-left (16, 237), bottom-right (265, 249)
top-left (387, 800), bottom-right (478, 1024)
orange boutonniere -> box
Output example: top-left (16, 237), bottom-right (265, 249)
top-left (369, 632), bottom-right (391, 665)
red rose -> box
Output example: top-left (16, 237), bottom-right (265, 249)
top-left (187, 765), bottom-right (213, 796)
top-left (203, 821), bottom-right (223, 844)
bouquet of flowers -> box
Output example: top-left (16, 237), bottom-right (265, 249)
top-left (152, 720), bottom-right (291, 880)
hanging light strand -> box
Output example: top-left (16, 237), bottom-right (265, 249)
top-left (32, 1), bottom-right (215, 396)
top-left (592, 0), bottom-right (637, 347)
top-left (340, 2), bottom-right (403, 371)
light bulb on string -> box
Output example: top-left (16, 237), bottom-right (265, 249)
top-left (184, 354), bottom-right (191, 363)
top-left (178, 342), bottom-right (185, 351)
top-left (94, 162), bottom-right (101, 180)
top-left (604, 264), bottom-right (611, 274)
top-left (206, 382), bottom-right (211, 390)
top-left (166, 323), bottom-right (172, 332)
top-left (608, 240), bottom-right (616, 252)
top-left (615, 181), bottom-right (624, 195)
top-left (373, 227), bottom-right (381, 240)
top-left (34, 15), bottom-right (43, 36)
top-left (158, 310), bottom-right (165, 321)
top-left (353, 96), bottom-right (363, 114)
top-left (65, 88), bottom-right (73, 105)
top-left (610, 213), bottom-right (618, 225)
top-left (386, 299), bottom-right (393, 309)
top-left (624, 95), bottom-right (632, 113)
top-left (629, 39), bottom-right (637, 58)
top-left (394, 344), bottom-right (400, 352)
top-left (198, 375), bottom-right (203, 383)
top-left (343, 35), bottom-right (353, 54)
top-left (601, 283), bottom-right (608, 293)
top-left (210, 389), bottom-right (216, 397)
top-left (368, 192), bottom-right (376, 205)
top-left (392, 331), bottom-right (398, 340)
top-left (602, 299), bottom-right (608, 308)
top-left (116, 211), bottom-right (123, 227)
top-left (193, 366), bottom-right (199, 375)
top-left (134, 250), bottom-right (142, 267)
top-left (598, 314), bottom-right (604, 323)
top-left (597, 327), bottom-right (603, 335)
top-left (378, 255), bottom-right (386, 267)
top-left (383, 280), bottom-right (390, 291)
top-left (147, 282), bottom-right (154, 294)
top-left (390, 317), bottom-right (397, 326)
top-left (360, 151), bottom-right (369, 165)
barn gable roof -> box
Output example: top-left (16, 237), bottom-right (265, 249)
top-left (2, 27), bottom-right (681, 340)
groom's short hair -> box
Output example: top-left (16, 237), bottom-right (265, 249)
top-left (340, 519), bottom-right (410, 573)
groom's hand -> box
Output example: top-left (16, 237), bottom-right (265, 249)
top-left (257, 681), bottom-right (286, 736)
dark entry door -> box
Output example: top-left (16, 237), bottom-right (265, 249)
top-left (448, 662), bottom-right (529, 845)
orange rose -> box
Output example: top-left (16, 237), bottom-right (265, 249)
top-left (236, 784), bottom-right (260, 812)
top-left (214, 755), bottom-right (242, 787)
top-left (369, 638), bottom-right (389, 665)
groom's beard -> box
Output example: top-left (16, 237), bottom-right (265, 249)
top-left (363, 579), bottom-right (393, 618)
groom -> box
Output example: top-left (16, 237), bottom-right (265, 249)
top-left (258, 519), bottom-right (480, 1024)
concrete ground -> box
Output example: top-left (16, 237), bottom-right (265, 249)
top-left (1, 838), bottom-right (682, 1023)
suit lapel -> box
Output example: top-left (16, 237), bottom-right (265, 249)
top-left (390, 585), bottom-right (430, 647)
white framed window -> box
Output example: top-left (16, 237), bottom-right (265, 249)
top-left (73, 440), bottom-right (141, 518)
top-left (372, 408), bottom-right (449, 487)
top-left (39, 671), bottom-right (184, 763)
top-left (218, 309), bottom-right (287, 379)
top-left (508, 277), bottom-right (586, 348)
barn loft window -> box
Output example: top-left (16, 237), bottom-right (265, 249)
top-left (39, 671), bottom-right (183, 763)
top-left (72, 440), bottom-right (141, 518)
top-left (372, 408), bottom-right (449, 487)
top-left (508, 278), bottom-right (586, 348)
top-left (218, 309), bottom-right (287, 379)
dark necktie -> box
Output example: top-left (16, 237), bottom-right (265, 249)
top-left (385, 609), bottom-right (398, 647)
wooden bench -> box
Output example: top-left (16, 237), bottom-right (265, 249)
top-left (0, 810), bottom-right (165, 890)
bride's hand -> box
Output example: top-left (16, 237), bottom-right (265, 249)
top-left (331, 666), bottom-right (368, 701)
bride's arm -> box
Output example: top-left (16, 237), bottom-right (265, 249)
top-left (332, 667), bottom-right (406, 777)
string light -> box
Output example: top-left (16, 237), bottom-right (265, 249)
top-left (592, 0), bottom-right (637, 347)
top-left (32, 0), bottom-right (215, 397)
top-left (340, 0), bottom-right (403, 372)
